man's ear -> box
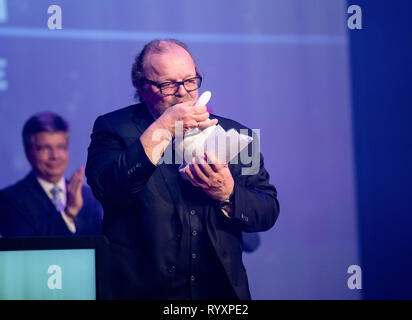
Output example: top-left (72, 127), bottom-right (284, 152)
top-left (137, 84), bottom-right (147, 102)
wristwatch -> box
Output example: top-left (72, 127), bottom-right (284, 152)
top-left (219, 189), bottom-right (235, 218)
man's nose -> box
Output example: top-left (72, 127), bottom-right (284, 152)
top-left (175, 83), bottom-right (188, 96)
top-left (49, 148), bottom-right (61, 159)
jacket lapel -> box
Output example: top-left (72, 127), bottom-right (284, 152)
top-left (24, 172), bottom-right (60, 215)
top-left (131, 103), bottom-right (155, 134)
top-left (158, 164), bottom-right (185, 225)
top-left (132, 103), bottom-right (185, 225)
top-left (7, 172), bottom-right (58, 234)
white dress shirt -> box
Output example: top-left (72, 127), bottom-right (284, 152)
top-left (37, 176), bottom-right (76, 233)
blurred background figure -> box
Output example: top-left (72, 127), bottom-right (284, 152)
top-left (242, 232), bottom-right (260, 253)
top-left (0, 112), bottom-right (103, 237)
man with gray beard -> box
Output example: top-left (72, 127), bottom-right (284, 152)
top-left (86, 39), bottom-right (279, 299)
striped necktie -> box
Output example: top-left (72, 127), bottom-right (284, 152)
top-left (50, 185), bottom-right (63, 212)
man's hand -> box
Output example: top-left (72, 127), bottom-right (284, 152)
top-left (140, 101), bottom-right (219, 165)
top-left (65, 166), bottom-right (84, 220)
top-left (157, 101), bottom-right (218, 137)
top-left (185, 152), bottom-right (234, 201)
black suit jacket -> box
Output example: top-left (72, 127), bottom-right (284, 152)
top-left (86, 103), bottom-right (279, 299)
top-left (0, 172), bottom-right (103, 237)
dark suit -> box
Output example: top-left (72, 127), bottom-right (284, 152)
top-left (86, 103), bottom-right (279, 299)
top-left (0, 172), bottom-right (103, 237)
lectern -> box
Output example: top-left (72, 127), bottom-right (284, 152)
top-left (0, 236), bottom-right (110, 300)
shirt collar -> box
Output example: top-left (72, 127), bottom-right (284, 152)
top-left (37, 176), bottom-right (66, 197)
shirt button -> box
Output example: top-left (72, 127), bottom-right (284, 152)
top-left (192, 253), bottom-right (197, 259)
top-left (192, 230), bottom-right (197, 236)
top-left (191, 275), bottom-right (195, 281)
top-left (168, 266), bottom-right (176, 273)
top-left (190, 209), bottom-right (196, 216)
top-left (176, 233), bottom-right (181, 239)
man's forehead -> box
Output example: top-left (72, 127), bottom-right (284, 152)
top-left (143, 44), bottom-right (195, 75)
top-left (32, 131), bottom-right (69, 143)
top-left (149, 41), bottom-right (190, 58)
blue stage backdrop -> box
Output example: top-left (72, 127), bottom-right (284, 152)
top-left (0, 0), bottom-right (361, 299)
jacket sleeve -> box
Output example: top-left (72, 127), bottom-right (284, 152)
top-left (85, 115), bottom-right (157, 207)
top-left (74, 186), bottom-right (104, 235)
top-left (228, 129), bottom-right (280, 233)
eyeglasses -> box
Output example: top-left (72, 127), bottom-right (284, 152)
top-left (142, 75), bottom-right (202, 96)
